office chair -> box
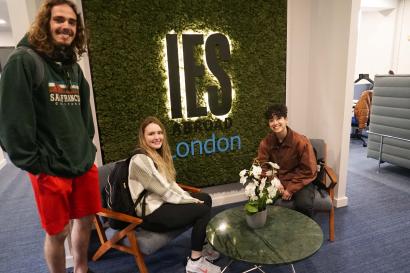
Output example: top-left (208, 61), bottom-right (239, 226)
top-left (351, 116), bottom-right (368, 147)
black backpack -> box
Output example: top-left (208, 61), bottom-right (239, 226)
top-left (0, 47), bottom-right (44, 152)
top-left (312, 148), bottom-right (328, 196)
top-left (103, 153), bottom-right (147, 230)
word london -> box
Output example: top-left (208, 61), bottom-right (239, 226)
top-left (173, 133), bottom-right (241, 158)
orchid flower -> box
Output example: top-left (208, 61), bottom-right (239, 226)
top-left (259, 177), bottom-right (267, 192)
top-left (252, 165), bottom-right (262, 179)
top-left (239, 169), bottom-right (247, 177)
top-left (244, 183), bottom-right (256, 198)
top-left (240, 175), bottom-right (248, 185)
top-left (272, 177), bottom-right (282, 188)
top-left (239, 161), bottom-right (281, 215)
top-left (267, 162), bottom-right (280, 170)
top-left (267, 184), bottom-right (278, 198)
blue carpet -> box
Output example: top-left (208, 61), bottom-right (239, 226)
top-left (0, 162), bottom-right (47, 273)
top-left (86, 171), bottom-right (410, 273)
top-left (1, 143), bottom-right (410, 273)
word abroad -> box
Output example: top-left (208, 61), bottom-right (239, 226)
top-left (173, 133), bottom-right (241, 158)
top-left (166, 33), bottom-right (232, 118)
top-left (172, 117), bottom-right (232, 135)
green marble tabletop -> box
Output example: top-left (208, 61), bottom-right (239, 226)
top-left (206, 205), bottom-right (323, 265)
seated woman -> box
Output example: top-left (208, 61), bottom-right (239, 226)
top-left (128, 116), bottom-right (221, 273)
top-left (257, 104), bottom-right (317, 217)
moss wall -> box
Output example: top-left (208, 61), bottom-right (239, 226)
top-left (83, 0), bottom-right (287, 187)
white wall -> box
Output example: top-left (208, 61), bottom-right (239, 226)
top-left (6, 0), bottom-right (31, 45)
top-left (287, 0), bottom-right (361, 207)
top-left (286, 0), bottom-right (311, 129)
top-left (394, 0), bottom-right (410, 73)
top-left (0, 32), bottom-right (14, 46)
top-left (356, 9), bottom-right (397, 78)
top-left (356, 0), bottom-right (410, 77)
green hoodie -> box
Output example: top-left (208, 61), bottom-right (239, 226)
top-left (0, 35), bottom-right (96, 177)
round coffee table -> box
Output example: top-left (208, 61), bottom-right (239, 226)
top-left (206, 205), bottom-right (323, 272)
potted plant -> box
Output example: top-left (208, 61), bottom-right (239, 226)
top-left (239, 160), bottom-right (281, 228)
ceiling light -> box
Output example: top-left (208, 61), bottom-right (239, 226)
top-left (0, 19), bottom-right (7, 25)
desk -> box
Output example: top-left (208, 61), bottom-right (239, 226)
top-left (206, 206), bottom-right (323, 273)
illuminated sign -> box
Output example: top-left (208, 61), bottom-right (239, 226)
top-left (164, 32), bottom-right (233, 119)
top-left (164, 32), bottom-right (240, 159)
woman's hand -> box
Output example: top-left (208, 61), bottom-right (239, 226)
top-left (189, 197), bottom-right (204, 204)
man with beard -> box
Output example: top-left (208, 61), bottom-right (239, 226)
top-left (0, 1), bottom-right (100, 272)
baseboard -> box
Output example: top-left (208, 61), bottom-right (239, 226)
top-left (209, 189), bottom-right (247, 207)
top-left (207, 185), bottom-right (349, 208)
top-left (334, 196), bottom-right (348, 208)
top-left (65, 238), bottom-right (73, 268)
top-left (66, 255), bottom-right (73, 269)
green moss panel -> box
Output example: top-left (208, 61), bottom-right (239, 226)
top-left (82, 0), bottom-right (287, 187)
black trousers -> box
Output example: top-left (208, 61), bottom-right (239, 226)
top-left (275, 183), bottom-right (315, 217)
top-left (292, 183), bottom-right (315, 217)
top-left (140, 192), bottom-right (212, 251)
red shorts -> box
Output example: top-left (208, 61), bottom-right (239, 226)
top-left (28, 164), bottom-right (102, 235)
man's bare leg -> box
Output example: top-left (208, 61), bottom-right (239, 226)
top-left (71, 215), bottom-right (94, 273)
top-left (44, 224), bottom-right (70, 273)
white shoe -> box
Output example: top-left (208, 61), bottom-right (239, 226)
top-left (186, 256), bottom-right (221, 273)
top-left (202, 244), bottom-right (220, 262)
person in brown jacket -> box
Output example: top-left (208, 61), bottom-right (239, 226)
top-left (354, 90), bottom-right (373, 133)
top-left (257, 104), bottom-right (317, 217)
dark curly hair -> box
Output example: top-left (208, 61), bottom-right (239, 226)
top-left (28, 0), bottom-right (87, 60)
top-left (264, 104), bottom-right (288, 120)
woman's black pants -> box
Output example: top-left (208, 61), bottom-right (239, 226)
top-left (141, 192), bottom-right (212, 251)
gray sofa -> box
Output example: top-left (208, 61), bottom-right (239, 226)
top-left (367, 75), bottom-right (410, 169)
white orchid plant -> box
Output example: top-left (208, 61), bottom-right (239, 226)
top-left (239, 160), bottom-right (282, 215)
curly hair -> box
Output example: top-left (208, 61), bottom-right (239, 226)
top-left (264, 104), bottom-right (288, 120)
top-left (28, 0), bottom-right (87, 60)
top-left (138, 117), bottom-right (176, 182)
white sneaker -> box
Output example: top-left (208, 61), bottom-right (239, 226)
top-left (201, 244), bottom-right (220, 261)
top-left (186, 256), bottom-right (221, 273)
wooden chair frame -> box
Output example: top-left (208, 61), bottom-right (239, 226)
top-left (316, 141), bottom-right (338, 242)
top-left (92, 184), bottom-right (201, 273)
top-left (322, 164), bottom-right (337, 241)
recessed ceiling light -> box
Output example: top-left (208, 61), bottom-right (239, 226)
top-left (0, 19), bottom-right (7, 25)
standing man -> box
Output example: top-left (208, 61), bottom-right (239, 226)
top-left (257, 104), bottom-right (317, 217)
top-left (0, 1), bottom-right (100, 272)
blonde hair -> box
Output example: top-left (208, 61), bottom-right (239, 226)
top-left (138, 117), bottom-right (176, 181)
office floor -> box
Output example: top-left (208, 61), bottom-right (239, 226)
top-left (1, 140), bottom-right (410, 273)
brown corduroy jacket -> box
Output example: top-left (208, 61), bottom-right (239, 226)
top-left (257, 127), bottom-right (317, 194)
